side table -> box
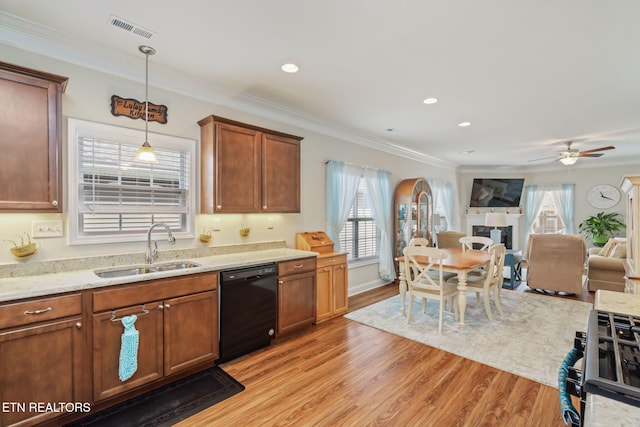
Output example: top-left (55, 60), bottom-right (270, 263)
top-left (503, 249), bottom-right (523, 289)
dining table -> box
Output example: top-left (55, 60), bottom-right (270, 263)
top-left (396, 247), bottom-right (491, 328)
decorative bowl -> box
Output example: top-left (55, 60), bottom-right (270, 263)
top-left (199, 234), bottom-right (213, 243)
top-left (239, 227), bottom-right (251, 237)
top-left (10, 243), bottom-right (37, 258)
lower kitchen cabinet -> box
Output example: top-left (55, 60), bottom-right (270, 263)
top-left (91, 273), bottom-right (218, 402)
top-left (316, 253), bottom-right (348, 323)
top-left (0, 293), bottom-right (83, 427)
top-left (277, 257), bottom-right (316, 336)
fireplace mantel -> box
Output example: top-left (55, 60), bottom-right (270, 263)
top-left (465, 214), bottom-right (523, 250)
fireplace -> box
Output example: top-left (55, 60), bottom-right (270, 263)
top-left (473, 225), bottom-right (513, 249)
top-left (465, 213), bottom-right (522, 250)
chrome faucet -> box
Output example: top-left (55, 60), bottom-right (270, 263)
top-left (145, 222), bottom-right (176, 264)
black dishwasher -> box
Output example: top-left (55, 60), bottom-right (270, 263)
top-left (218, 263), bottom-right (277, 363)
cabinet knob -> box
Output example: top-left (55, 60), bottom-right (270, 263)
top-left (217, 205), bottom-right (222, 209)
top-left (76, 322), bottom-right (82, 329)
top-left (51, 200), bottom-right (58, 207)
top-left (263, 205), bottom-right (267, 210)
top-left (323, 267), bottom-right (330, 272)
top-left (158, 304), bottom-right (164, 310)
top-left (278, 280), bottom-right (284, 284)
top-left (164, 303), bottom-right (171, 309)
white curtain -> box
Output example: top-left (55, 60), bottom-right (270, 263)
top-left (363, 168), bottom-right (395, 281)
top-left (551, 184), bottom-right (575, 234)
top-left (325, 160), bottom-right (360, 247)
top-left (524, 183), bottom-right (575, 246)
top-left (428, 179), bottom-right (454, 230)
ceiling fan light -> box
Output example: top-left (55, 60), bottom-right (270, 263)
top-left (560, 156), bottom-right (578, 166)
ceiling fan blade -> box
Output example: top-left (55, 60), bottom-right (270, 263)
top-left (528, 155), bottom-right (559, 162)
top-left (578, 153), bottom-right (604, 158)
top-left (578, 145), bottom-right (615, 155)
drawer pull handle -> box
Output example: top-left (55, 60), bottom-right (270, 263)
top-left (110, 305), bottom-right (151, 322)
top-left (294, 264), bottom-right (304, 269)
top-left (24, 307), bottom-right (52, 316)
top-left (323, 268), bottom-right (330, 272)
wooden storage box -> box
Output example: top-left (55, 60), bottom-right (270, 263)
top-left (296, 231), bottom-right (335, 254)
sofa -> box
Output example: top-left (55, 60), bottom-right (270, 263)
top-left (525, 234), bottom-right (587, 294)
top-left (586, 237), bottom-right (627, 292)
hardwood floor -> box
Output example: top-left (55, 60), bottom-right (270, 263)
top-left (177, 281), bottom-right (591, 427)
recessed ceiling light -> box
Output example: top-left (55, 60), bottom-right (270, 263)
top-left (281, 63), bottom-right (299, 73)
top-left (458, 121), bottom-right (471, 127)
top-left (386, 128), bottom-right (394, 132)
top-left (423, 97), bottom-right (438, 104)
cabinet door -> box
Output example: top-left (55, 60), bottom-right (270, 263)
top-left (332, 263), bottom-right (348, 316)
top-left (214, 123), bottom-right (261, 212)
top-left (0, 317), bottom-right (82, 427)
top-left (277, 271), bottom-right (315, 336)
top-left (164, 291), bottom-right (218, 376)
top-left (262, 133), bottom-right (300, 213)
top-left (0, 65), bottom-right (66, 212)
top-left (315, 267), bottom-right (332, 323)
top-left (92, 302), bottom-right (164, 401)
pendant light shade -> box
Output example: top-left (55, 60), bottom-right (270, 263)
top-left (135, 45), bottom-right (158, 162)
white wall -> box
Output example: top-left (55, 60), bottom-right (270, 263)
top-left (0, 46), bottom-right (456, 294)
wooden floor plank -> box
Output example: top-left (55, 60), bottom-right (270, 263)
top-left (177, 282), bottom-right (585, 426)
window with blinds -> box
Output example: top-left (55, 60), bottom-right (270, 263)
top-left (339, 179), bottom-right (380, 261)
top-left (68, 118), bottom-right (196, 244)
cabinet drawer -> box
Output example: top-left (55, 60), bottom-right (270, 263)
top-left (0, 293), bottom-right (82, 329)
top-left (317, 254), bottom-right (347, 269)
top-left (93, 272), bottom-right (217, 313)
top-left (279, 257), bottom-right (317, 276)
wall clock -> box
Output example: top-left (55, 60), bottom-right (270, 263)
top-left (587, 184), bottom-right (620, 209)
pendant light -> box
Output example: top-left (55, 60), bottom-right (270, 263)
top-left (135, 45), bottom-right (158, 162)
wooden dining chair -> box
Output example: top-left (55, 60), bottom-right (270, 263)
top-left (447, 244), bottom-right (506, 321)
top-left (409, 237), bottom-right (455, 281)
top-left (403, 245), bottom-right (458, 333)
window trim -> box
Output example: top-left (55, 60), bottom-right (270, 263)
top-left (67, 118), bottom-right (196, 245)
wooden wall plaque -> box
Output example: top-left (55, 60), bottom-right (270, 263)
top-left (110, 95), bottom-right (168, 124)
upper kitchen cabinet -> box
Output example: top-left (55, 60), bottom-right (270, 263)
top-left (198, 115), bottom-right (303, 213)
top-left (0, 62), bottom-right (68, 212)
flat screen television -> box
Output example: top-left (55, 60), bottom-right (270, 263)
top-left (469, 178), bottom-right (525, 208)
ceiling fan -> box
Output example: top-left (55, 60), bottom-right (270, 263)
top-left (528, 141), bottom-right (615, 166)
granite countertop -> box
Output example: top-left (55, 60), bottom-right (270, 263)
top-left (0, 246), bottom-right (316, 303)
top-left (585, 290), bottom-right (640, 426)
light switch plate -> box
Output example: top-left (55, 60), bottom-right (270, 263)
top-left (32, 220), bottom-right (64, 238)
top-left (212, 218), bottom-right (221, 231)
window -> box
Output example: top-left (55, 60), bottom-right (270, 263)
top-left (531, 192), bottom-right (566, 234)
top-left (339, 179), bottom-right (380, 261)
top-left (68, 118), bottom-right (196, 244)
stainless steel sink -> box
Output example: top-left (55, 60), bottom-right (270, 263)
top-left (94, 261), bottom-right (201, 278)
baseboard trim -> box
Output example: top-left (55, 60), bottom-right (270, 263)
top-left (349, 278), bottom-right (392, 296)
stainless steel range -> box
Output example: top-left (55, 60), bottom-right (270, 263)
top-left (562, 309), bottom-right (640, 426)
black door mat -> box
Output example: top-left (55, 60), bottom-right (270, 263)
top-left (66, 367), bottom-right (244, 427)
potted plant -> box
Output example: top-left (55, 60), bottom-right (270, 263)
top-left (578, 211), bottom-right (626, 247)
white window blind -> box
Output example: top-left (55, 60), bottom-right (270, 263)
top-left (68, 118), bottom-right (195, 243)
top-left (339, 178), bottom-right (380, 260)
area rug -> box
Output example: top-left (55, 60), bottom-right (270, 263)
top-left (66, 366), bottom-right (244, 427)
top-left (344, 290), bottom-right (591, 388)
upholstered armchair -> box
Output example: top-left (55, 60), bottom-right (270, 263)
top-left (525, 234), bottom-right (587, 294)
top-left (587, 237), bottom-right (627, 292)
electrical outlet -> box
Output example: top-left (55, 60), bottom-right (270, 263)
top-left (267, 217), bottom-right (274, 230)
top-left (32, 220), bottom-right (64, 238)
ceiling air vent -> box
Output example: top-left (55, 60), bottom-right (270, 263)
top-left (108, 15), bottom-right (155, 39)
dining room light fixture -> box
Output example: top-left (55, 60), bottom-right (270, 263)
top-left (135, 45), bottom-right (158, 163)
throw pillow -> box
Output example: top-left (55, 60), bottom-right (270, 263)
top-left (599, 239), bottom-right (618, 257)
top-left (610, 243), bottom-right (627, 258)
